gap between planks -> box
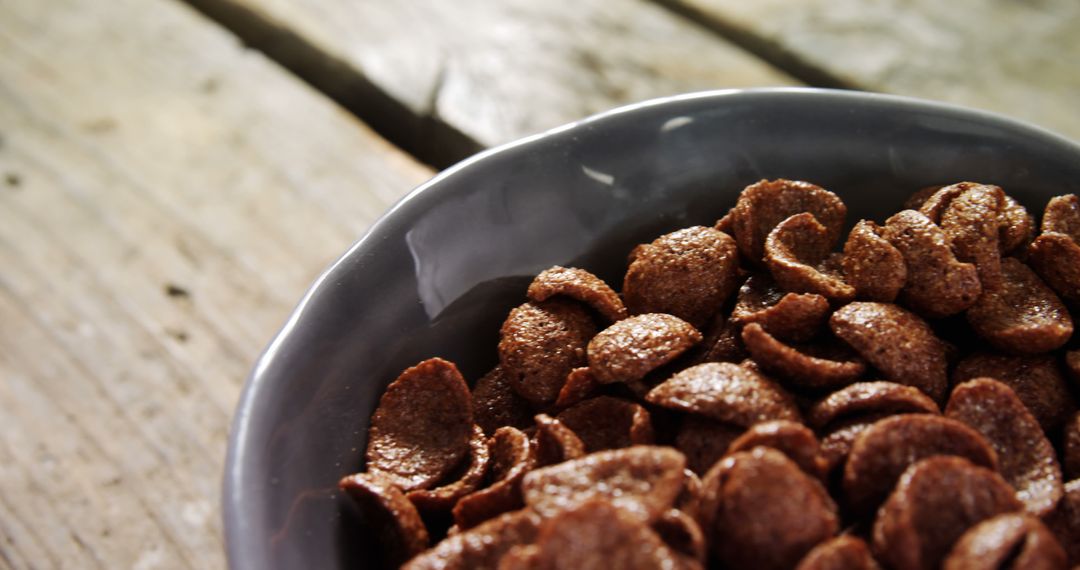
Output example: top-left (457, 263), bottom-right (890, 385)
top-left (180, 0), bottom-right (803, 170)
top-left (182, 0), bottom-right (483, 169)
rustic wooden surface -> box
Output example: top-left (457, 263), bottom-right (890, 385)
top-left (184, 0), bottom-right (799, 164)
top-left (661, 0), bottom-right (1080, 141)
top-left (2, 0), bottom-right (1078, 565)
top-left (0, 0), bottom-right (430, 567)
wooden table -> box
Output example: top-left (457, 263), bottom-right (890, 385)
top-left (0, 0), bottom-right (1076, 566)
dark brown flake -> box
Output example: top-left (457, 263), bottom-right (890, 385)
top-left (553, 366), bottom-right (600, 408)
top-left (953, 353), bottom-right (1075, 432)
top-left (452, 426), bottom-right (536, 529)
top-left (407, 425), bottom-right (491, 512)
top-left (1042, 194), bottom-right (1080, 241)
top-left (674, 416), bottom-right (744, 476)
top-left (882, 209), bottom-right (982, 317)
top-left (871, 456), bottom-right (1023, 570)
top-left (966, 257), bottom-right (1072, 354)
top-left (742, 323), bottom-right (866, 391)
top-left (938, 183), bottom-right (1005, 287)
top-left (499, 300), bottom-right (596, 406)
top-left (999, 194), bottom-right (1035, 255)
top-left (807, 381), bottom-right (940, 430)
top-left (533, 414), bottom-right (585, 467)
top-left (622, 226), bottom-right (740, 328)
top-left (946, 378), bottom-right (1064, 518)
top-left (725, 419), bottom-right (825, 478)
top-left (1027, 232), bottom-right (1080, 307)
top-left (843, 414), bottom-right (998, 516)
top-left (829, 302), bottom-right (949, 402)
top-left (402, 509), bottom-right (542, 570)
top-left (366, 357), bottom-right (475, 491)
top-left (555, 396), bottom-right (654, 453)
top-left (1065, 412), bottom-right (1080, 481)
top-left (729, 178), bottom-right (847, 263)
top-left (473, 366), bottom-right (533, 436)
top-left (842, 220), bottom-right (907, 302)
top-left (521, 446), bottom-right (686, 523)
top-left (645, 362), bottom-right (801, 427)
top-left (653, 509), bottom-right (706, 565)
top-left (587, 313), bottom-right (701, 384)
top-left (703, 448), bottom-right (839, 570)
top-left (796, 536), bottom-right (881, 570)
top-left (527, 265), bottom-right (627, 322)
top-left (503, 499), bottom-right (701, 570)
top-left (1045, 480), bottom-right (1080, 565)
top-left (339, 472), bottom-right (430, 568)
top-left (943, 513), bottom-right (1067, 570)
top-left (731, 274), bottom-right (832, 342)
top-left (765, 213), bottom-right (855, 301)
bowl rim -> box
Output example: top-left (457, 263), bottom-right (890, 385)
top-left (222, 86), bottom-right (1080, 568)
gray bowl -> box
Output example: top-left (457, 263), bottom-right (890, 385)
top-left (224, 88), bottom-right (1080, 569)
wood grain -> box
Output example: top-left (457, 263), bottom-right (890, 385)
top-left (184, 0), bottom-right (799, 161)
top-left (0, 0), bottom-right (430, 566)
top-left (659, 0), bottom-right (1080, 142)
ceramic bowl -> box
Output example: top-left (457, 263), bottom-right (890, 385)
top-left (224, 88), bottom-right (1080, 569)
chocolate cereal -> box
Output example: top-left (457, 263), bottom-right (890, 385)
top-left (1046, 480), bottom-right (1080, 565)
top-left (953, 353), bottom-right (1075, 432)
top-left (527, 265), bottom-right (627, 323)
top-left (499, 300), bottom-right (596, 406)
top-left (703, 447), bottom-right (838, 570)
top-left (339, 472), bottom-right (430, 567)
top-left (882, 209), bottom-right (982, 317)
top-left (472, 366), bottom-right (532, 436)
top-left (344, 179), bottom-right (1078, 568)
top-left (1065, 412), bottom-right (1080, 481)
top-left (674, 416), bottom-right (743, 475)
top-left (587, 313), bottom-right (701, 384)
top-left (741, 323), bottom-right (866, 391)
top-left (366, 358), bottom-right (475, 491)
top-left (402, 509), bottom-right (541, 570)
top-left (652, 508), bottom-right (707, 564)
top-left (725, 419), bottom-right (825, 478)
top-left (829, 302), bottom-right (949, 402)
top-left (872, 456), bottom-right (1023, 570)
top-left (406, 425), bottom-right (491, 512)
top-left (843, 414), bottom-right (998, 516)
top-left (842, 220), bottom-right (907, 302)
top-left (645, 362), bottom-right (801, 427)
top-left (622, 226), bottom-right (740, 328)
top-left (796, 536), bottom-right (881, 570)
top-left (999, 195), bottom-right (1036, 255)
top-left (765, 212), bottom-right (856, 301)
top-left (731, 274), bottom-right (831, 342)
top-left (937, 183), bottom-right (1005, 287)
top-left (553, 366), bottom-right (599, 408)
top-left (965, 257), bottom-right (1073, 354)
top-left (943, 513), bottom-right (1067, 570)
top-left (521, 446), bottom-right (686, 523)
top-left (807, 381), bottom-right (940, 430)
top-left (1027, 232), bottom-right (1080, 307)
top-left (729, 178), bottom-right (847, 263)
top-left (452, 426), bottom-right (536, 529)
top-left (532, 414), bottom-right (585, 467)
top-left (501, 499), bottom-right (699, 570)
top-left (555, 396), bottom-right (654, 452)
top-left (946, 378), bottom-right (1064, 517)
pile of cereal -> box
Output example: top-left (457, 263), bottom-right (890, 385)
top-left (339, 179), bottom-right (1080, 570)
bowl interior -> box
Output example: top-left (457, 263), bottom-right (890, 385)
top-left (225, 88), bottom-right (1080, 569)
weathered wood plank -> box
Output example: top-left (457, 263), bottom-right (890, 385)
top-left (185, 0), bottom-right (799, 163)
top-left (0, 0), bottom-right (431, 566)
top-left (658, 0), bottom-right (1080, 142)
